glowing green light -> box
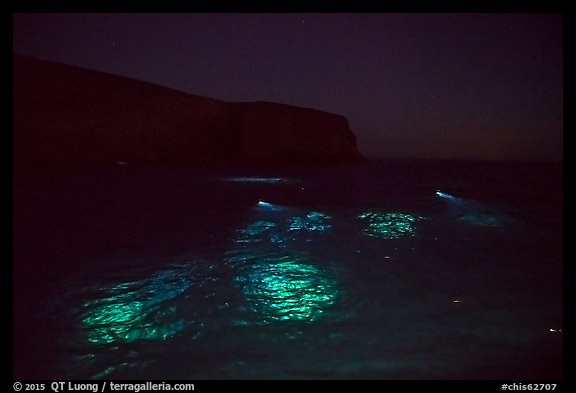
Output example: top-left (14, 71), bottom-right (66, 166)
top-left (83, 300), bottom-right (145, 326)
top-left (235, 256), bottom-right (338, 323)
top-left (358, 212), bottom-right (422, 239)
top-left (80, 269), bottom-right (190, 345)
top-left (288, 211), bottom-right (331, 232)
top-left (82, 299), bottom-right (186, 345)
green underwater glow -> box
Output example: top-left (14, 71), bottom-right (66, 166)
top-left (288, 211), bottom-right (332, 232)
top-left (358, 212), bottom-right (422, 239)
top-left (81, 301), bottom-right (185, 345)
top-left (80, 269), bottom-right (191, 345)
top-left (235, 255), bottom-right (338, 323)
top-left (235, 211), bottom-right (331, 245)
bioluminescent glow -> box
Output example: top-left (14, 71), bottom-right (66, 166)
top-left (358, 212), bottom-right (423, 239)
top-left (81, 300), bottom-right (186, 345)
top-left (80, 269), bottom-right (191, 345)
top-left (235, 255), bottom-right (339, 323)
top-left (235, 220), bottom-right (277, 243)
top-left (288, 211), bottom-right (332, 232)
top-left (228, 177), bottom-right (288, 183)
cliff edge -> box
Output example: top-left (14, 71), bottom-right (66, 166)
top-left (13, 55), bottom-right (365, 167)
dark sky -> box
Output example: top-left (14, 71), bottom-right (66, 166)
top-left (12, 13), bottom-right (563, 161)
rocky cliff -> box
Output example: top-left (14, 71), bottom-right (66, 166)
top-left (13, 55), bottom-right (365, 167)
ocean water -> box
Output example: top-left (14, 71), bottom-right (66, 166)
top-left (13, 159), bottom-right (563, 379)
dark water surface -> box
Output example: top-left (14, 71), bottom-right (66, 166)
top-left (13, 160), bottom-right (563, 379)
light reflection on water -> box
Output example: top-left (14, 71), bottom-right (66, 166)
top-left (74, 207), bottom-right (339, 351)
top-left (235, 220), bottom-right (277, 243)
top-left (230, 208), bottom-right (341, 325)
top-left (357, 212), bottom-right (425, 239)
top-left (234, 209), bottom-right (333, 246)
top-left (74, 206), bottom-right (341, 356)
top-left (436, 191), bottom-right (507, 227)
top-left (80, 269), bottom-right (192, 345)
top-left (233, 254), bottom-right (340, 324)
top-left (31, 183), bottom-right (560, 379)
top-left (288, 211), bottom-right (332, 232)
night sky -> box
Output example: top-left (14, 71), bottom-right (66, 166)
top-left (12, 13), bottom-right (563, 161)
